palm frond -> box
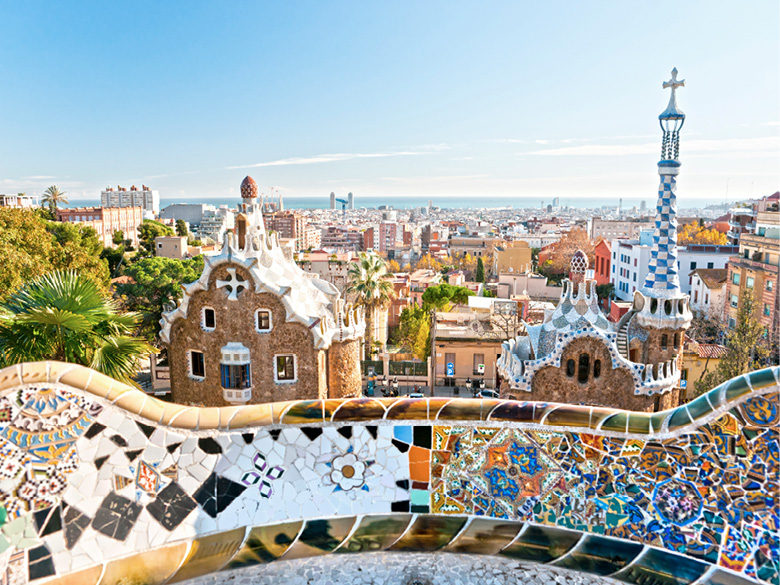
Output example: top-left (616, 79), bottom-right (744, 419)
top-left (90, 336), bottom-right (156, 385)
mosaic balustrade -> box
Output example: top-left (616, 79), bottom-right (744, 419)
top-left (0, 362), bottom-right (777, 585)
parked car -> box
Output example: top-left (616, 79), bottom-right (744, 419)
top-left (475, 389), bottom-right (499, 399)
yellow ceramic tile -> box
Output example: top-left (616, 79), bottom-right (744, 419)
top-left (88, 371), bottom-right (127, 399)
top-left (168, 527), bottom-right (247, 583)
top-left (159, 404), bottom-right (189, 426)
top-left (225, 404), bottom-right (275, 430)
top-left (196, 407), bottom-right (222, 430)
top-left (138, 396), bottom-right (167, 425)
top-left (168, 407), bottom-right (200, 430)
top-left (99, 542), bottom-right (187, 585)
top-left (44, 564), bottom-right (103, 585)
top-left (19, 361), bottom-right (48, 385)
top-left (271, 400), bottom-right (301, 424)
top-left (111, 390), bottom-right (148, 415)
top-left (57, 366), bottom-right (94, 394)
top-left (46, 361), bottom-right (76, 384)
top-left (225, 520), bottom-right (304, 569)
top-left (280, 400), bottom-right (326, 425)
top-left (0, 364), bottom-right (23, 393)
top-left (217, 406), bottom-right (244, 430)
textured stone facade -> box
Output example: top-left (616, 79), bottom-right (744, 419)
top-left (169, 263), bottom-right (321, 406)
top-left (327, 339), bottom-right (362, 399)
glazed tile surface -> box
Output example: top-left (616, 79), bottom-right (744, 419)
top-left (0, 362), bottom-right (776, 585)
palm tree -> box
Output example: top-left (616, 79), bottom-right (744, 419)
top-left (42, 185), bottom-right (68, 216)
top-left (347, 253), bottom-right (395, 358)
top-left (0, 271), bottom-right (155, 385)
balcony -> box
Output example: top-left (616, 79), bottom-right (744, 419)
top-left (729, 255), bottom-right (780, 273)
top-left (729, 207), bottom-right (756, 217)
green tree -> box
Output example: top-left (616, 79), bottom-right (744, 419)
top-left (137, 220), bottom-right (174, 256)
top-left (694, 290), bottom-right (769, 395)
top-left (46, 222), bottom-right (111, 290)
top-left (175, 219), bottom-right (188, 237)
top-left (113, 230), bottom-right (125, 246)
top-left (0, 208), bottom-right (55, 296)
top-left (421, 283), bottom-right (474, 310)
top-left (117, 256), bottom-right (204, 345)
top-left (0, 271), bottom-right (154, 385)
top-left (476, 257), bottom-right (485, 283)
top-left (41, 185), bottom-right (68, 216)
top-left (595, 283), bottom-right (615, 302)
top-left (347, 252), bottom-right (396, 357)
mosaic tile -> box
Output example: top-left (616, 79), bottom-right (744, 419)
top-left (90, 493), bottom-right (142, 541)
top-left (193, 473), bottom-right (246, 518)
top-left (146, 482), bottom-right (197, 531)
top-left (226, 520), bottom-right (303, 569)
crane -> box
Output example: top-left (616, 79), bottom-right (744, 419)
top-left (335, 197), bottom-right (349, 219)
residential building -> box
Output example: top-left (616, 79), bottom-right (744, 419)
top-left (409, 269), bottom-right (442, 305)
top-left (161, 176), bottom-right (365, 406)
top-left (492, 241), bottom-right (532, 274)
top-left (155, 235), bottom-right (188, 259)
top-left (320, 226), bottom-right (365, 252)
top-left (0, 193), bottom-right (38, 208)
top-left (590, 217), bottom-right (652, 240)
top-left (101, 184), bottom-right (160, 215)
top-left (263, 210), bottom-right (307, 251)
top-left (689, 268), bottom-right (727, 317)
top-left (496, 273), bottom-right (561, 301)
top-left (680, 338), bottom-right (728, 401)
top-left (726, 208), bottom-right (779, 351)
top-left (56, 206), bottom-right (142, 248)
top-left (593, 240), bottom-right (611, 286)
top-left (449, 236), bottom-right (504, 258)
top-left (610, 231), bottom-right (737, 300)
top-left (379, 221), bottom-right (398, 253)
top-left (295, 251), bottom-right (358, 295)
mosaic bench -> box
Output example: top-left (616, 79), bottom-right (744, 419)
top-left (0, 361), bottom-right (777, 585)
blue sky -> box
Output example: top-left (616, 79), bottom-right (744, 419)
top-left (1, 1), bottom-right (778, 203)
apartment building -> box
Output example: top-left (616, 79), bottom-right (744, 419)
top-left (689, 268), bottom-right (727, 317)
top-left (726, 208), bottom-right (779, 348)
top-left (56, 206), bottom-right (142, 248)
top-left (590, 217), bottom-right (652, 240)
top-left (101, 185), bottom-right (159, 215)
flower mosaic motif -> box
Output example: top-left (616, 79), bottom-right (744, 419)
top-left (652, 479), bottom-right (704, 526)
top-left (328, 451), bottom-right (369, 492)
top-left (241, 452), bottom-right (285, 498)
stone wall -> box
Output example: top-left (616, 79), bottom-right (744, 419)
top-left (642, 328), bottom-right (684, 365)
top-left (327, 339), bottom-right (362, 398)
top-left (168, 263), bottom-right (321, 406)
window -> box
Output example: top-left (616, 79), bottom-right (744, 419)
top-left (681, 369), bottom-right (688, 381)
top-left (674, 333), bottom-right (679, 348)
top-left (746, 277), bottom-right (754, 289)
top-left (767, 280), bottom-right (774, 291)
top-left (694, 291), bottom-right (698, 303)
top-left (661, 335), bottom-right (668, 350)
top-left (730, 295), bottom-right (738, 308)
top-left (275, 355), bottom-right (296, 382)
top-left (202, 307), bottom-right (216, 330)
top-left (728, 317), bottom-right (736, 329)
top-left (707, 262), bottom-right (714, 269)
top-left (221, 363), bottom-right (251, 389)
top-left (690, 262), bottom-right (696, 270)
top-left (593, 359), bottom-right (601, 379)
top-left (566, 359), bottom-right (575, 378)
top-left (190, 351), bottom-right (205, 379)
top-left (577, 354), bottom-right (590, 383)
top-left (157, 243), bottom-right (163, 249)
top-left (473, 353), bottom-right (485, 375)
top-left (732, 273), bottom-right (740, 285)
top-left (256, 309), bottom-right (272, 332)
top-left (765, 304), bottom-right (771, 317)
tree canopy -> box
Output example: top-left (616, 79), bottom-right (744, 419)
top-left (137, 220), bottom-right (174, 256)
top-left (41, 185), bottom-right (68, 216)
top-left (694, 289), bottom-right (769, 395)
top-left (0, 208), bottom-right (110, 299)
top-left (394, 304), bottom-right (431, 360)
top-left (175, 219), bottom-right (188, 237)
top-left (547, 228), bottom-right (595, 273)
top-left (679, 223), bottom-right (728, 246)
top-left (476, 257), bottom-right (485, 283)
top-left (117, 256), bottom-right (205, 345)
top-left (421, 283), bottom-right (474, 310)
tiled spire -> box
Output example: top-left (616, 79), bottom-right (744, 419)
top-left (642, 69), bottom-right (686, 298)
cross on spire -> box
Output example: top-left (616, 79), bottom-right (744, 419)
top-left (662, 68), bottom-right (685, 104)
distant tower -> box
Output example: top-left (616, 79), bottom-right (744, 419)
top-left (347, 192), bottom-right (354, 210)
top-left (330, 192), bottom-right (336, 209)
top-left (618, 198), bottom-right (622, 216)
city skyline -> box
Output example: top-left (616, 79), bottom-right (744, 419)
top-left (1, 2), bottom-right (778, 202)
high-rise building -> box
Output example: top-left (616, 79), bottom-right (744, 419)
top-left (347, 192), bottom-right (354, 209)
top-left (330, 192), bottom-right (336, 209)
top-left (101, 184), bottom-right (160, 215)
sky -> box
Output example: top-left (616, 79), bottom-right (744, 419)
top-left (1, 1), bottom-right (778, 204)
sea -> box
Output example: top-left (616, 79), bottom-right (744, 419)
top-left (61, 195), bottom-right (716, 212)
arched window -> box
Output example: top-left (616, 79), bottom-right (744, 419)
top-left (578, 354), bottom-right (590, 383)
top-left (664, 300), bottom-right (672, 315)
top-left (673, 333), bottom-right (679, 348)
top-left (566, 359), bottom-right (576, 377)
top-left (661, 334), bottom-right (668, 350)
top-left (593, 359), bottom-right (601, 379)
top-left (650, 299), bottom-right (658, 314)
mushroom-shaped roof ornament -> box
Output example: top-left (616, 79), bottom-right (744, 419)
top-left (570, 249), bottom-right (589, 274)
top-left (241, 176), bottom-right (259, 199)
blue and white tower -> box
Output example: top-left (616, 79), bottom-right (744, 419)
top-left (643, 68), bottom-right (686, 296)
top-left (630, 69), bottom-right (692, 397)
